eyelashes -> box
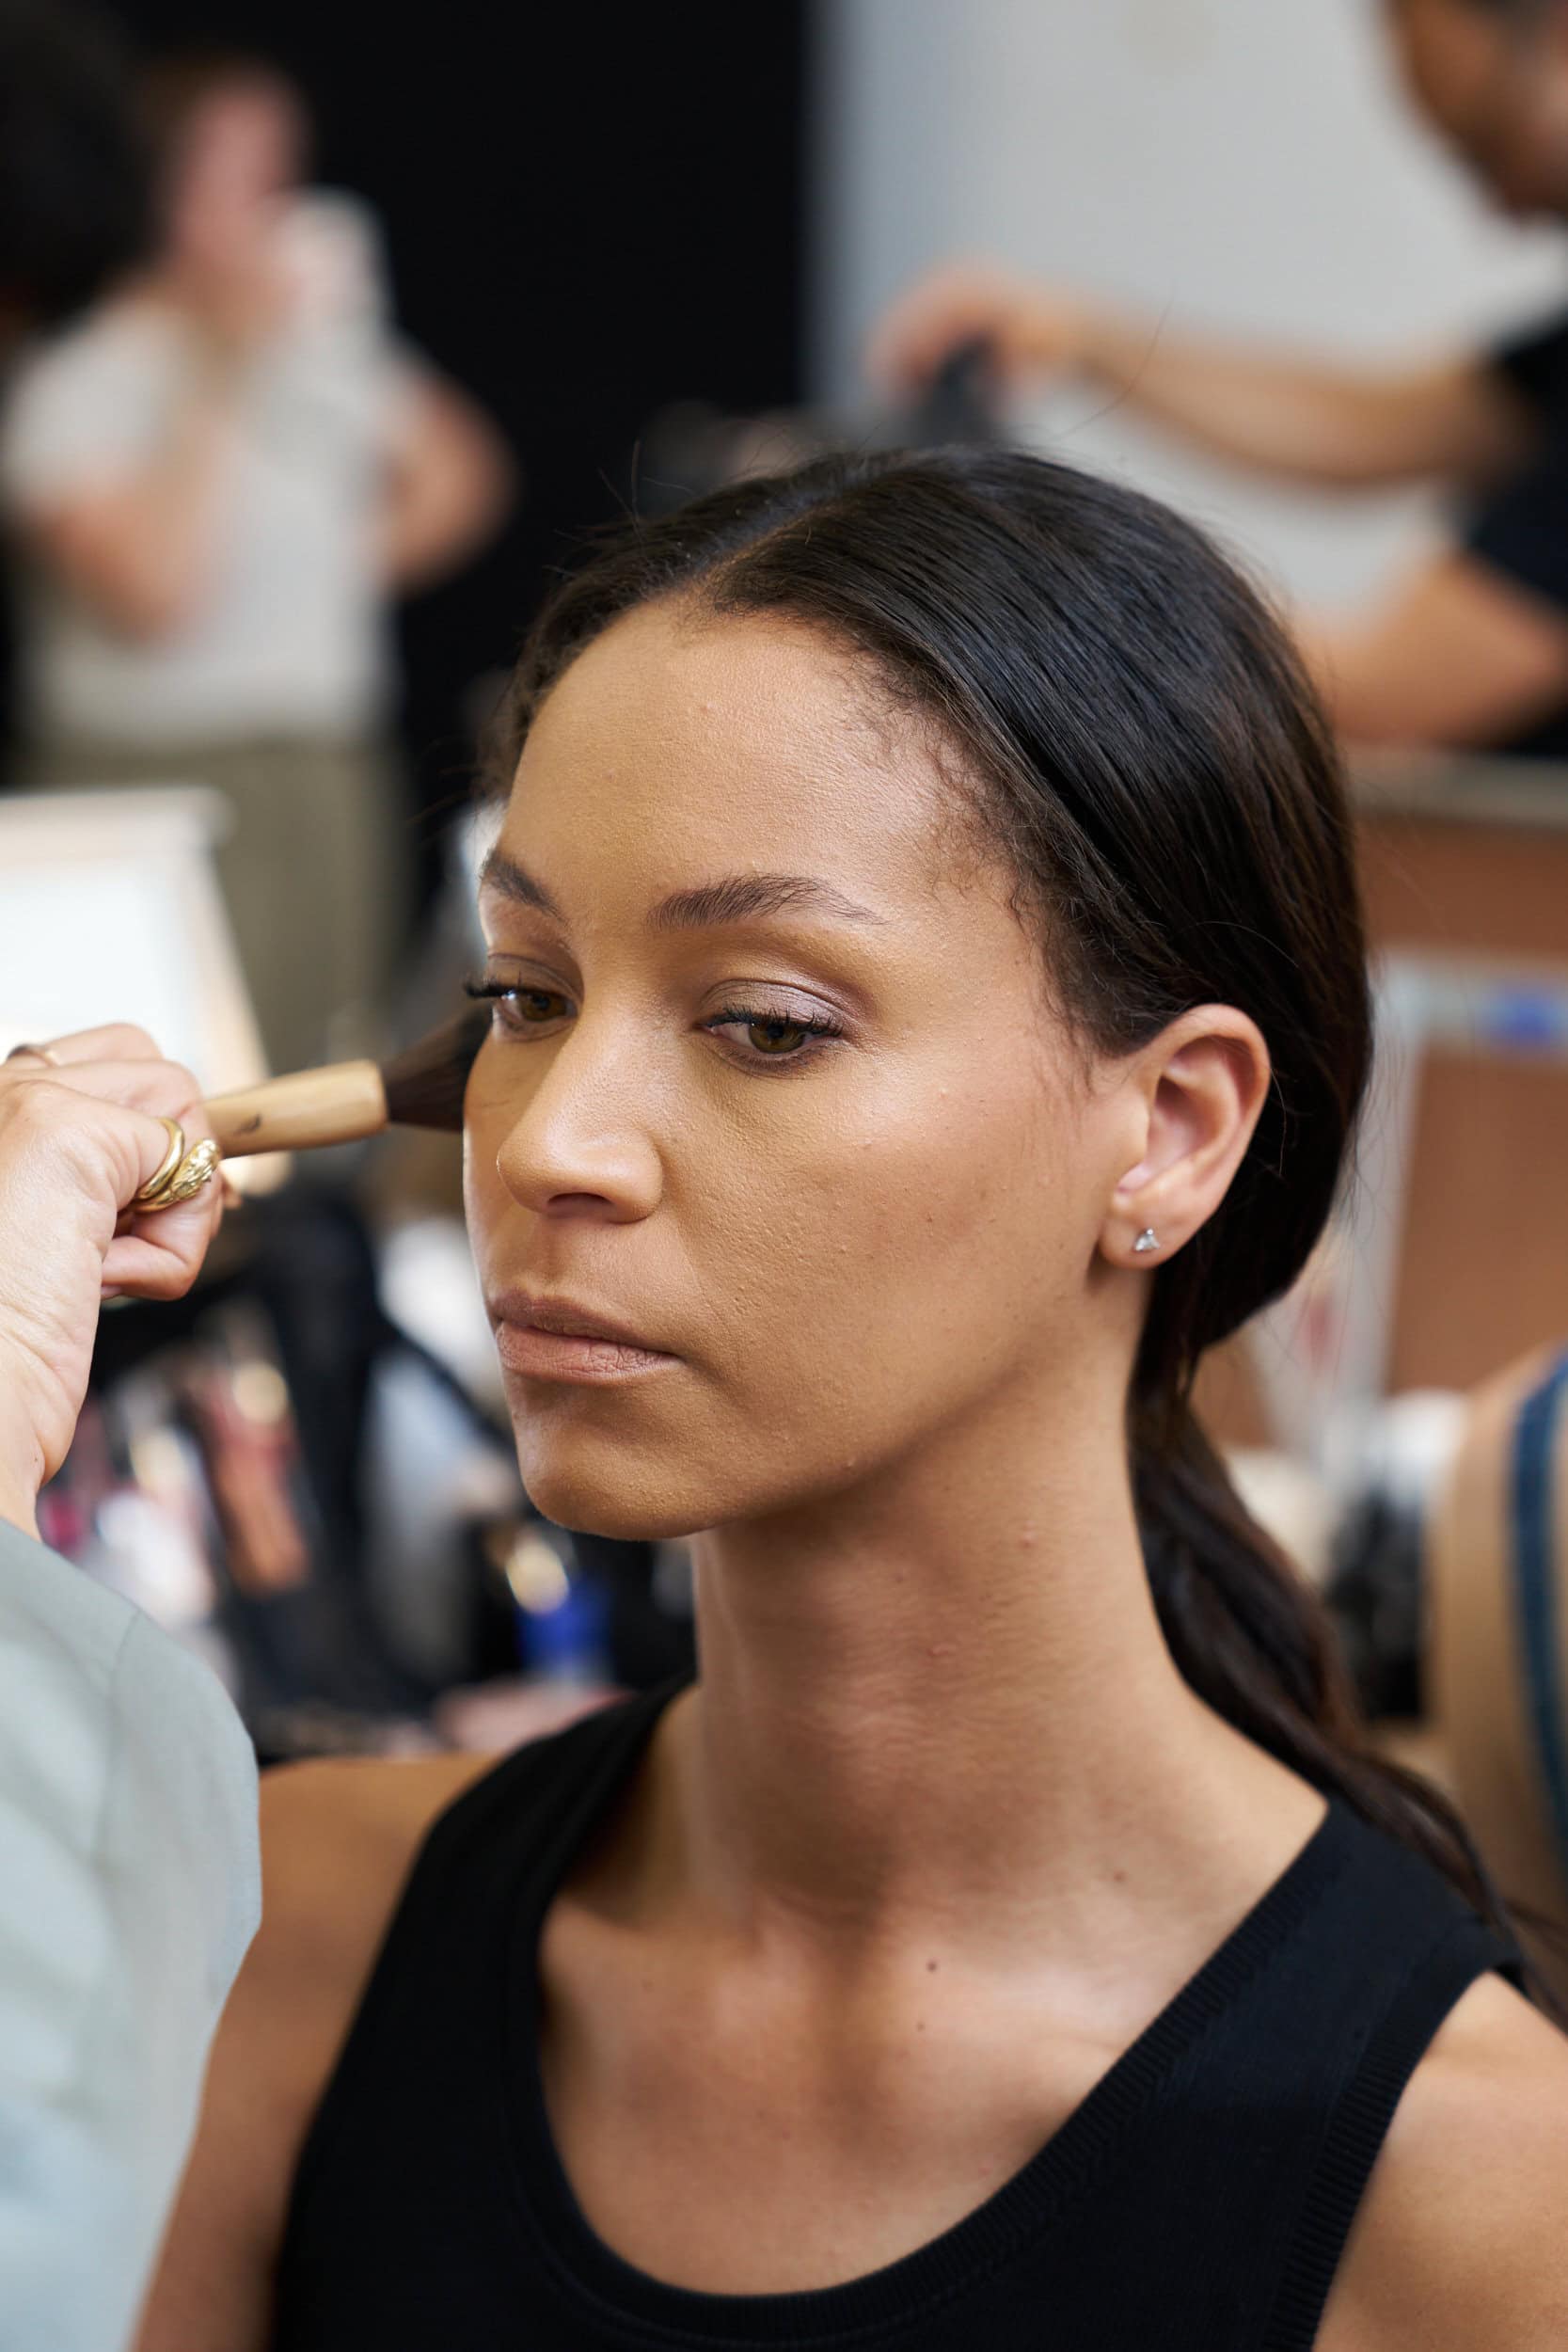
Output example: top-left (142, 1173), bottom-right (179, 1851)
top-left (464, 977), bottom-right (567, 1029)
top-left (706, 1004), bottom-right (845, 1063)
top-left (462, 976), bottom-right (846, 1069)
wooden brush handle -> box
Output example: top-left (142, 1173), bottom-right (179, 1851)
top-left (203, 1059), bottom-right (388, 1155)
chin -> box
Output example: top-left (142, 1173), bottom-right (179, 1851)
top-left (513, 1429), bottom-right (723, 1546)
top-left (526, 1481), bottom-right (709, 1548)
top-left (512, 1410), bottom-right (853, 1546)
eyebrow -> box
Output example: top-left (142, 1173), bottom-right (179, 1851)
top-left (478, 850), bottom-right (886, 932)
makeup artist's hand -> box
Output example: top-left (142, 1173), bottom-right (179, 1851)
top-left (865, 262), bottom-right (1094, 397)
top-left (0, 1026), bottom-right (224, 1536)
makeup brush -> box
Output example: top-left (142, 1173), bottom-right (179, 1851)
top-left (201, 1005), bottom-right (492, 1157)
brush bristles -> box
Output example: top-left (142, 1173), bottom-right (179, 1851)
top-left (380, 1005), bottom-right (491, 1132)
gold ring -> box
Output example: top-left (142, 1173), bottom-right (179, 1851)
top-left (152, 1138), bottom-right (222, 1209)
top-left (133, 1117), bottom-right (187, 1207)
top-left (5, 1041), bottom-right (60, 1067)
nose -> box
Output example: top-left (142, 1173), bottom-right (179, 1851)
top-left (488, 1017), bottom-right (665, 1225)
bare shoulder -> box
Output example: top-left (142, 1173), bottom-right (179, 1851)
top-left (1318, 1969), bottom-right (1568, 2352)
top-left (251, 1744), bottom-right (496, 1982)
top-left (135, 1747), bottom-right (493, 2352)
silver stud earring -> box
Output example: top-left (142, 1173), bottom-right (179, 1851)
top-left (1133, 1228), bottom-right (1160, 1255)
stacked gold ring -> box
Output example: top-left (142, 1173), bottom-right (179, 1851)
top-left (155, 1137), bottom-right (223, 1207)
top-left (133, 1117), bottom-right (223, 1213)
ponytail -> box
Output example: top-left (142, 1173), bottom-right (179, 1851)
top-left (1134, 1392), bottom-right (1568, 2026)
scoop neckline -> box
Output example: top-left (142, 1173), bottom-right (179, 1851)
top-left (499, 1684), bottom-right (1353, 2347)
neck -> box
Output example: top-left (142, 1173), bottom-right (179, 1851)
top-left (670, 1366), bottom-right (1297, 1966)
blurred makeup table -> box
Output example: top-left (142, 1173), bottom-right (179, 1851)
top-left (1200, 750), bottom-right (1568, 1468)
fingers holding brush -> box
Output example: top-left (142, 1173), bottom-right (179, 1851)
top-left (103, 1107), bottom-right (228, 1300)
top-left (0, 1008), bottom-right (486, 1531)
top-left (0, 1033), bottom-right (232, 1527)
top-left (4, 1039), bottom-right (229, 1290)
top-left (8, 1022), bottom-right (167, 1071)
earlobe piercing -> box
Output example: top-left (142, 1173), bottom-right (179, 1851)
top-left (1132, 1228), bottom-right (1160, 1256)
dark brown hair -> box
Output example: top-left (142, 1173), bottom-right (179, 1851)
top-left (494, 445), bottom-right (1560, 2012)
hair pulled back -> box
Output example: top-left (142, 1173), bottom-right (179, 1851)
top-left (497, 445), bottom-right (1549, 1998)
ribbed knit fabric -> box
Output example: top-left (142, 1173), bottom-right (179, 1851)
top-left (273, 1683), bottom-right (1524, 2350)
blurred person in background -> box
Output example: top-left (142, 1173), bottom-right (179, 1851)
top-left (871, 0), bottom-right (1568, 761)
top-left (0, 47), bottom-right (515, 1076)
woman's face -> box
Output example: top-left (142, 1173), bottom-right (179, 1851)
top-left (162, 80), bottom-right (303, 275)
top-left (464, 604), bottom-right (1144, 1541)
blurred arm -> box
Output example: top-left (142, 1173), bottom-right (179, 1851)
top-left (374, 372), bottom-right (516, 596)
top-left (866, 265), bottom-right (1533, 489)
top-left (1075, 316), bottom-right (1532, 491)
top-left (1426, 1348), bottom-right (1568, 2022)
top-left (1297, 550), bottom-right (1568, 746)
top-left (17, 358), bottom-right (245, 642)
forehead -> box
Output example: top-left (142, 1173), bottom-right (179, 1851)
top-left (500, 601), bottom-right (974, 909)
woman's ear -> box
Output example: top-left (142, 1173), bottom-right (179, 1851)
top-left (1099, 1005), bottom-right (1271, 1269)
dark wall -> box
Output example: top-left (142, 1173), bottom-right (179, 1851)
top-left (113, 0), bottom-right (810, 877)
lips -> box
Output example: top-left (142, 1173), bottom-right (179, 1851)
top-left (486, 1288), bottom-right (666, 1350)
top-left (486, 1288), bottom-right (679, 1383)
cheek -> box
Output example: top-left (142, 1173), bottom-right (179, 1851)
top-left (456, 1033), bottom-right (1097, 1539)
top-left (461, 1092), bottom-right (515, 1271)
top-left (691, 1053), bottom-right (1086, 1445)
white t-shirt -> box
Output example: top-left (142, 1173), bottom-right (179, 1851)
top-left (0, 1518), bottom-right (259, 2351)
top-left (0, 192), bottom-right (421, 747)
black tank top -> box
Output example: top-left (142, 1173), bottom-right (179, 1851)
top-left (273, 1683), bottom-right (1525, 2351)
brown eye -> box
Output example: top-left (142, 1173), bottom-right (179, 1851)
top-left (463, 977), bottom-right (573, 1034)
top-left (510, 990), bottom-right (568, 1025)
top-left (703, 1000), bottom-right (844, 1067)
top-left (746, 1018), bottom-right (810, 1056)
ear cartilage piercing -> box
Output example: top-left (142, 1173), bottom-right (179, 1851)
top-left (1133, 1228), bottom-right (1160, 1255)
